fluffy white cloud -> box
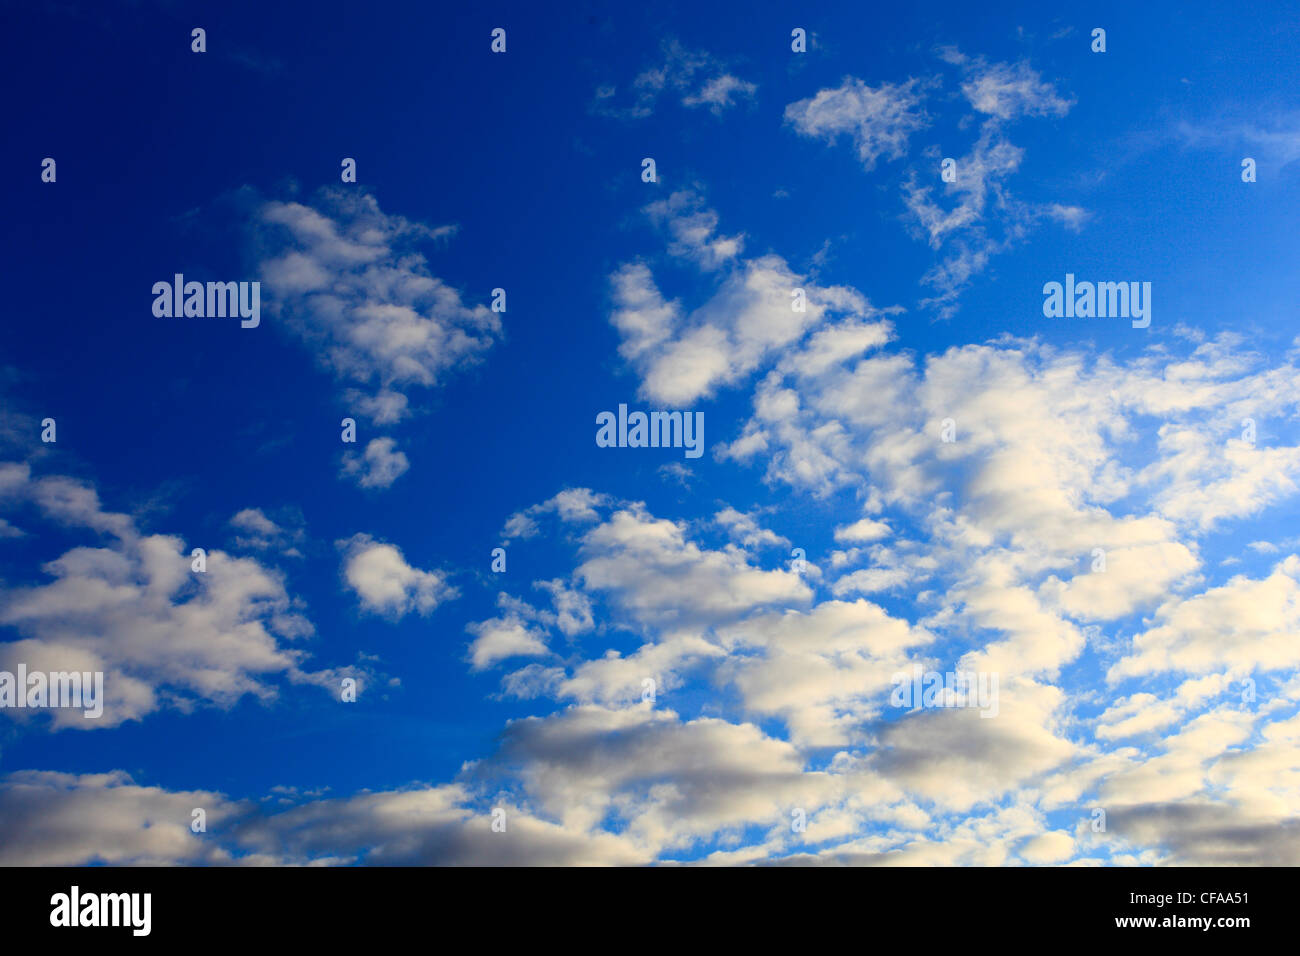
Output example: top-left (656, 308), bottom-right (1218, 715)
top-left (228, 507), bottom-right (305, 555)
top-left (0, 770), bottom-right (647, 866)
top-left (0, 771), bottom-right (244, 865)
top-left (1110, 556), bottom-right (1300, 681)
top-left (0, 465), bottom-right (331, 728)
top-left (339, 534), bottom-right (457, 619)
top-left (682, 73), bottom-right (757, 115)
top-left (833, 518), bottom-right (892, 544)
top-left (609, 191), bottom-right (894, 405)
top-left (484, 705), bottom-right (827, 853)
top-left (552, 633), bottom-right (723, 706)
top-left (787, 52), bottom-right (1082, 315)
top-left (869, 680), bottom-right (1076, 812)
top-left (576, 504), bottom-right (811, 627)
top-left (256, 190), bottom-right (500, 423)
top-left (466, 610), bottom-right (551, 671)
top-left (714, 507), bottom-right (790, 550)
top-left (1019, 830), bottom-right (1075, 864)
top-left (939, 48), bottom-right (1073, 120)
top-left (715, 599), bottom-right (933, 747)
top-left (785, 77), bottom-right (931, 170)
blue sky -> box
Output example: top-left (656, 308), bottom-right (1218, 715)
top-left (2, 0), bottom-right (1300, 865)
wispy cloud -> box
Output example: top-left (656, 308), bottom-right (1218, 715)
top-left (593, 39), bottom-right (756, 119)
top-left (254, 190), bottom-right (499, 424)
top-left (785, 76), bottom-right (932, 171)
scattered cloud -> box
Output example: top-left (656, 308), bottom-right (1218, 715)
top-left (339, 534), bottom-right (457, 619)
top-left (255, 190), bottom-right (500, 424)
top-left (342, 437), bottom-right (410, 489)
top-left (593, 40), bottom-right (756, 119)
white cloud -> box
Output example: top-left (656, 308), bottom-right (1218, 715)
top-left (939, 49), bottom-right (1073, 120)
top-left (555, 634), bottom-right (723, 707)
top-left (342, 437), bottom-right (409, 489)
top-left (594, 40), bottom-right (755, 119)
top-left (256, 190), bottom-right (500, 424)
top-left (0, 770), bottom-right (647, 866)
top-left (0, 466), bottom-right (329, 728)
top-left (502, 488), bottom-right (609, 541)
top-left (785, 77), bottom-right (932, 171)
top-left (609, 191), bottom-right (894, 405)
top-left (466, 613), bottom-right (550, 671)
top-left (869, 680), bottom-right (1076, 812)
top-left (1019, 830), bottom-right (1075, 863)
top-left (644, 191), bottom-right (745, 270)
top-left (228, 507), bottom-right (304, 555)
top-left (714, 507), bottom-right (790, 550)
top-left (532, 578), bottom-right (595, 637)
top-left (576, 504), bottom-right (811, 627)
top-left (833, 518), bottom-right (892, 544)
top-left (1110, 556), bottom-right (1300, 681)
top-left (682, 73), bottom-right (757, 115)
top-left (0, 771), bottom-right (243, 865)
top-left (716, 599), bottom-right (933, 747)
top-left (484, 705), bottom-right (827, 854)
top-left (1175, 112), bottom-right (1300, 173)
top-left (339, 534), bottom-right (457, 619)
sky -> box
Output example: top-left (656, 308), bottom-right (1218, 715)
top-left (2, 0), bottom-right (1300, 865)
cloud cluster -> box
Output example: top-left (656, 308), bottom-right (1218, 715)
top-left (339, 534), bottom-right (457, 619)
top-left (784, 77), bottom-right (932, 171)
top-left (0, 463), bottom-right (333, 728)
top-left (786, 51), bottom-right (1085, 314)
top-left (609, 190), bottom-right (895, 405)
top-left (593, 39), bottom-right (755, 119)
top-left (255, 190), bottom-right (500, 423)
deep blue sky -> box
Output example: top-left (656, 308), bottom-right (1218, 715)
top-left (2, 0), bottom-right (1300, 865)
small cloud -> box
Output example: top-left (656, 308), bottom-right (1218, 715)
top-left (342, 437), bottom-right (409, 489)
top-left (658, 462), bottom-right (694, 487)
top-left (339, 534), bottom-right (457, 619)
top-left (594, 39), bottom-right (756, 119)
top-left (466, 612), bottom-right (551, 671)
top-left (345, 388), bottom-right (409, 426)
top-left (502, 489), bottom-right (610, 541)
top-left (683, 73), bottom-right (757, 115)
top-left (785, 76), bottom-right (933, 171)
top-left (254, 190), bottom-right (500, 425)
top-left (715, 507), bottom-right (790, 550)
top-left (942, 49), bottom-right (1073, 120)
top-left (833, 518), bottom-right (892, 544)
top-left (229, 507), bottom-right (305, 555)
top-left (1044, 203), bottom-right (1090, 231)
